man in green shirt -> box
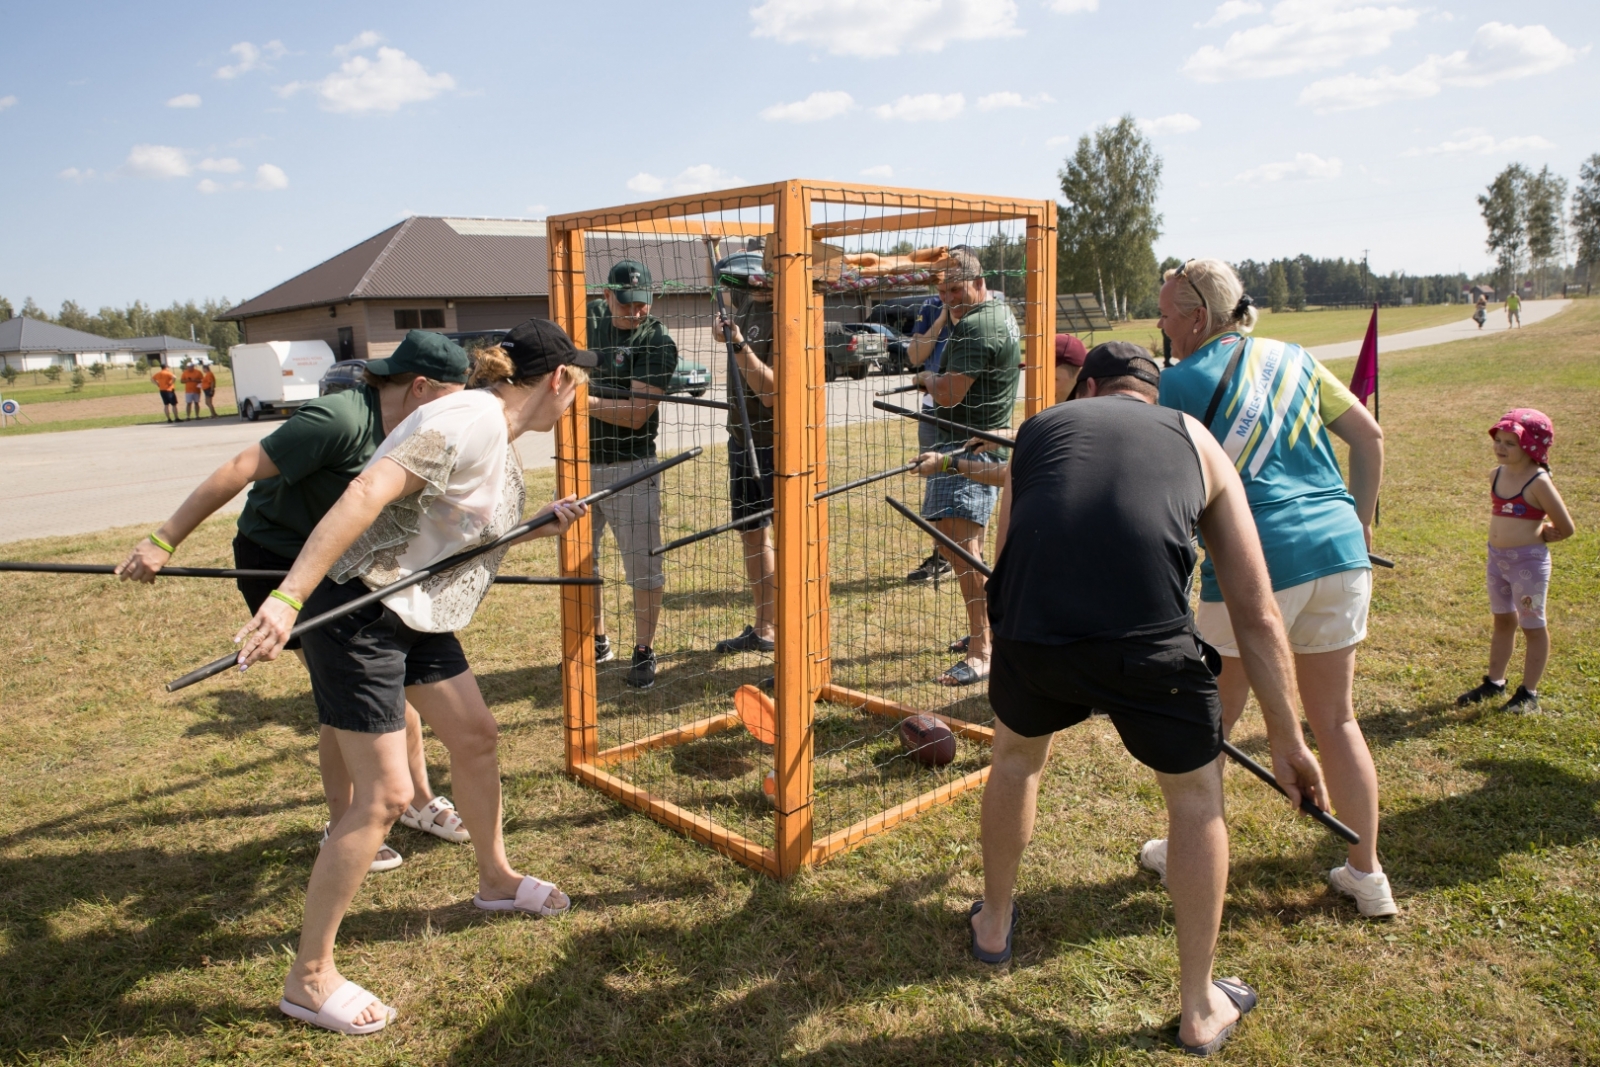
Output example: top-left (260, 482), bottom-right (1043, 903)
top-left (1506, 290), bottom-right (1522, 328)
top-left (586, 259), bottom-right (680, 689)
top-left (117, 331), bottom-right (473, 869)
top-left (912, 249), bottom-right (1021, 687)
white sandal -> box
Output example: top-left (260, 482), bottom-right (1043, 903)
top-left (279, 980), bottom-right (396, 1035)
top-left (401, 796), bottom-right (470, 843)
top-left (320, 824), bottom-right (404, 873)
top-left (473, 875), bottom-right (569, 917)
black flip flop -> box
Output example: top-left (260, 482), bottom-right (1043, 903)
top-left (940, 660), bottom-right (989, 687)
top-left (1175, 977), bottom-right (1258, 1057)
top-left (968, 899), bottom-right (1019, 965)
top-left (948, 634), bottom-right (970, 654)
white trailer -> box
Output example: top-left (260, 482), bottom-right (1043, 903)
top-left (228, 341), bottom-right (335, 421)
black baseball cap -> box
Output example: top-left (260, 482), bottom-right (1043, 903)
top-left (500, 318), bottom-right (598, 378)
top-left (365, 330), bottom-right (470, 383)
top-left (1081, 341), bottom-right (1161, 386)
top-left (607, 259), bottom-right (653, 304)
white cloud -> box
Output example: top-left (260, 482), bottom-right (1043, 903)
top-left (1196, 1), bottom-right (1262, 28)
top-left (334, 30), bottom-right (383, 56)
top-left (280, 47), bottom-right (455, 114)
top-left (1046, 0), bottom-right (1098, 11)
top-left (253, 164), bottom-right (289, 190)
top-left (1137, 112), bottom-right (1202, 134)
top-left (197, 179), bottom-right (221, 194)
top-left (874, 92), bottom-right (966, 121)
top-left (1234, 152), bottom-right (1342, 184)
top-left (126, 144), bottom-right (191, 178)
top-left (627, 165), bottom-right (744, 196)
top-left (760, 90), bottom-right (856, 122)
top-left (59, 167), bottom-right (96, 181)
top-left (1183, 2), bottom-right (1421, 83)
top-left (0, 95), bottom-right (15, 111)
top-left (215, 40), bottom-right (285, 80)
top-left (750, 0), bottom-right (1021, 58)
top-left (166, 93), bottom-right (202, 108)
top-left (860, 164), bottom-right (894, 179)
top-left (1402, 128), bottom-right (1555, 157)
top-left (976, 91), bottom-right (1054, 110)
top-left (1300, 21), bottom-right (1584, 111)
top-left (198, 157), bottom-right (242, 173)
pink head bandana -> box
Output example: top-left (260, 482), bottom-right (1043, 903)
top-left (1489, 408), bottom-right (1553, 466)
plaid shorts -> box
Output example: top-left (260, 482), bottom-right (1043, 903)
top-left (920, 445), bottom-right (1003, 526)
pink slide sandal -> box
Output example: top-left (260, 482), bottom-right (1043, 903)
top-left (279, 980), bottom-right (397, 1036)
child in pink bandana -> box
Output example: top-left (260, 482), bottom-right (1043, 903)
top-left (1457, 408), bottom-right (1575, 713)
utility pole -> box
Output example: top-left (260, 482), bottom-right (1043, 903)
top-left (1362, 249), bottom-right (1370, 307)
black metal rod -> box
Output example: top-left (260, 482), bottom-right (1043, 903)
top-left (873, 400), bottom-right (1015, 448)
top-left (588, 386), bottom-right (731, 411)
top-left (875, 382), bottom-right (924, 396)
top-left (0, 561), bottom-right (603, 586)
top-left (167, 447), bottom-right (703, 692)
top-left (884, 494), bottom-right (1358, 844)
top-left (652, 460), bottom-right (924, 558)
top-left (1369, 554), bottom-right (1394, 569)
top-left (705, 239), bottom-right (762, 477)
top-left (1220, 740), bottom-right (1361, 844)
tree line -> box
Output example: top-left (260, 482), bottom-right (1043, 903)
top-left (1479, 155), bottom-right (1600, 298)
top-left (0, 295), bottom-right (240, 363)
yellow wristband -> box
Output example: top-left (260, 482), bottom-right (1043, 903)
top-left (942, 454), bottom-right (955, 474)
top-left (269, 589), bottom-right (303, 612)
top-left (149, 532), bottom-right (176, 554)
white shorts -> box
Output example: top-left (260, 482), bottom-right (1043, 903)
top-left (1195, 568), bottom-right (1370, 657)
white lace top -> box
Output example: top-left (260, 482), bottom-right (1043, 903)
top-left (330, 389), bottom-right (525, 632)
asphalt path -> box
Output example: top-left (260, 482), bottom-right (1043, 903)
top-left (1311, 298), bottom-right (1568, 360)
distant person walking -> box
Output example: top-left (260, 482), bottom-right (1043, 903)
top-left (1456, 409), bottom-right (1574, 714)
top-left (1474, 292), bottom-right (1490, 329)
top-left (201, 362), bottom-right (218, 417)
top-left (151, 363), bottom-right (179, 423)
top-left (1506, 291), bottom-right (1522, 328)
top-left (180, 361), bottom-right (205, 421)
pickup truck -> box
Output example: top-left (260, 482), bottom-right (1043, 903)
top-left (823, 322), bottom-right (887, 381)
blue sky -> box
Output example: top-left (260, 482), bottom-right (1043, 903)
top-left (0, 0), bottom-right (1593, 311)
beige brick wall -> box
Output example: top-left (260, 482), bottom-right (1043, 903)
top-left (238, 304), bottom-right (366, 357)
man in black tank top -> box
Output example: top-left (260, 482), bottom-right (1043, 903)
top-left (969, 344), bottom-right (1330, 1055)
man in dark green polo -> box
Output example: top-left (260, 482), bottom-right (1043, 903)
top-left (586, 259), bottom-right (680, 689)
top-left (117, 331), bottom-right (475, 868)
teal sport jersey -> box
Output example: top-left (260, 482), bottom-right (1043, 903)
top-left (1159, 332), bottom-right (1369, 601)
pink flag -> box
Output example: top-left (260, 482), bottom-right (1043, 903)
top-left (1349, 302), bottom-right (1379, 407)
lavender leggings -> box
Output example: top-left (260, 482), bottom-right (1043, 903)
top-left (1486, 542), bottom-right (1550, 627)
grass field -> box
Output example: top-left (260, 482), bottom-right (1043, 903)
top-left (1093, 303), bottom-right (1483, 355)
top-left (0, 366), bottom-right (234, 404)
top-left (2, 304), bottom-right (1597, 1065)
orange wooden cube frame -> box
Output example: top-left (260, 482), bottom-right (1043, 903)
top-left (547, 180), bottom-right (1057, 879)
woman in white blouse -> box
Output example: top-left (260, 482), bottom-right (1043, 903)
top-left (234, 319), bottom-right (597, 1035)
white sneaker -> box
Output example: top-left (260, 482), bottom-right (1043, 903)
top-left (1139, 838), bottom-right (1168, 885)
top-left (1328, 864), bottom-right (1398, 918)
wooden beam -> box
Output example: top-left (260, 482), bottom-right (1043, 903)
top-left (818, 682), bottom-right (995, 744)
top-left (577, 220), bottom-right (772, 238)
top-left (1025, 203), bottom-right (1057, 416)
top-left (809, 767), bottom-right (991, 865)
top-left (549, 182), bottom-right (782, 233)
top-left (572, 762), bottom-right (778, 876)
top-left (812, 206), bottom-right (1034, 239)
top-left (592, 712), bottom-right (741, 767)
top-left (800, 180), bottom-right (1046, 213)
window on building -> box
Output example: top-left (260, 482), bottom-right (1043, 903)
top-left (393, 308), bottom-right (446, 330)
top-left (420, 309), bottom-right (445, 328)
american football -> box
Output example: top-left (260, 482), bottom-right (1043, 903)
top-left (897, 714), bottom-right (957, 767)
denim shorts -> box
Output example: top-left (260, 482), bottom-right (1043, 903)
top-left (298, 577), bottom-right (470, 734)
top-left (920, 445), bottom-right (1003, 526)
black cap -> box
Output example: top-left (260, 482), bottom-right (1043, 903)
top-left (365, 330), bottom-right (470, 383)
top-left (1081, 341), bottom-right (1161, 386)
top-left (607, 259), bottom-right (653, 304)
top-left (500, 318), bottom-right (598, 378)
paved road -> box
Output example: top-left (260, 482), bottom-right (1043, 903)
top-left (1311, 298), bottom-right (1569, 360)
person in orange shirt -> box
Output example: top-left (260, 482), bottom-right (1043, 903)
top-left (151, 364), bottom-right (179, 423)
top-left (200, 362), bottom-right (218, 418)
top-left (180, 361), bottom-right (205, 421)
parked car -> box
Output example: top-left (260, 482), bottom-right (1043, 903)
top-left (319, 359), bottom-right (368, 396)
top-left (841, 322), bottom-right (909, 371)
top-left (823, 322), bottom-right (887, 381)
top-left (445, 329), bottom-right (711, 396)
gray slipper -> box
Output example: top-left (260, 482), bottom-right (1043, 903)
top-left (1176, 977), bottom-right (1258, 1057)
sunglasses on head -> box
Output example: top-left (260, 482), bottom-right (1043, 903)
top-left (1175, 259), bottom-right (1208, 311)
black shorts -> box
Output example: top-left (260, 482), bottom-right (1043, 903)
top-left (988, 630), bottom-right (1223, 775)
top-left (728, 440), bottom-right (775, 532)
top-left (159, 390), bottom-right (178, 405)
top-left (204, 389), bottom-right (215, 399)
top-left (233, 534), bottom-right (302, 651)
top-left (298, 576), bottom-right (471, 734)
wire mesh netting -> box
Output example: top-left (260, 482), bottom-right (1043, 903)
top-left (554, 184), bottom-right (1050, 873)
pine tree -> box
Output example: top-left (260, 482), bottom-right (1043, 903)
top-left (1572, 154), bottom-right (1600, 297)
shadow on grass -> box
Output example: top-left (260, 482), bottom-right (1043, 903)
top-left (178, 687), bottom-right (319, 739)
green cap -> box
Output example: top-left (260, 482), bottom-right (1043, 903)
top-left (365, 330), bottom-right (470, 383)
top-left (607, 259), bottom-right (653, 304)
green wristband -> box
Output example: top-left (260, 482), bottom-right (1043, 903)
top-left (149, 532), bottom-right (176, 554)
top-left (269, 589), bottom-right (303, 612)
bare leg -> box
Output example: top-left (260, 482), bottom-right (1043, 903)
top-left (323, 703), bottom-right (429, 823)
top-left (1295, 646), bottom-right (1381, 874)
top-left (739, 527), bottom-right (776, 641)
top-left (1488, 612), bottom-right (1519, 681)
top-left (1156, 758), bottom-right (1239, 1049)
top-left (935, 517), bottom-right (990, 678)
top-left (634, 585), bottom-right (663, 649)
top-left (972, 721), bottom-right (1053, 954)
top-left (1520, 625), bottom-right (1549, 691)
top-left (407, 671), bottom-right (570, 909)
top-left (283, 727), bottom-right (411, 1025)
